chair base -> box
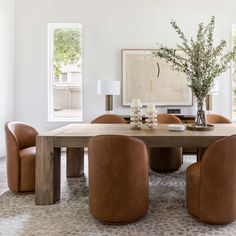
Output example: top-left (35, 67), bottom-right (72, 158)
top-left (188, 212), bottom-right (235, 225)
top-left (150, 167), bottom-right (180, 173)
top-left (188, 213), bottom-right (200, 222)
top-left (148, 147), bottom-right (182, 173)
top-left (94, 213), bottom-right (147, 225)
top-left (10, 189), bottom-right (35, 194)
top-left (67, 173), bottom-right (85, 178)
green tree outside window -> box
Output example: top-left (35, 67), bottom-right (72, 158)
top-left (53, 28), bottom-right (81, 79)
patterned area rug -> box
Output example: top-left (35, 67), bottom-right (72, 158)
top-left (0, 155), bottom-right (236, 236)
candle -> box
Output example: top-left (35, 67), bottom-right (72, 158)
top-left (147, 103), bottom-right (156, 113)
top-left (132, 98), bottom-right (141, 107)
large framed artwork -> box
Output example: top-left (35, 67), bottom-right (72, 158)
top-left (122, 49), bottom-right (193, 106)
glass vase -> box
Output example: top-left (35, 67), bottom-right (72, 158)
top-left (195, 99), bottom-right (207, 127)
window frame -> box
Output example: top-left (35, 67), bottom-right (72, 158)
top-left (231, 24), bottom-right (236, 121)
top-left (47, 23), bottom-right (83, 122)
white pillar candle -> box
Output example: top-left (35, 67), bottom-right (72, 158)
top-left (132, 98), bottom-right (141, 107)
top-left (147, 103), bottom-right (156, 112)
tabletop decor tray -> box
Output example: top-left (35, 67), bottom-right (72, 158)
top-left (186, 124), bottom-right (214, 131)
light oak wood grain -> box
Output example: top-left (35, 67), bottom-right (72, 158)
top-left (36, 136), bottom-right (61, 205)
top-left (39, 124), bottom-right (236, 148)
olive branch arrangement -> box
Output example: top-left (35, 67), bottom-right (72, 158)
top-left (152, 16), bottom-right (236, 102)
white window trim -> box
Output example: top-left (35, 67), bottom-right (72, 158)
top-left (47, 23), bottom-right (83, 122)
top-left (231, 24), bottom-right (236, 121)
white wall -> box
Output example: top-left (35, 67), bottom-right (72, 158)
top-left (15, 0), bottom-right (236, 132)
top-left (0, 0), bottom-right (15, 157)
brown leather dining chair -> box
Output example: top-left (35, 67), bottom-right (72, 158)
top-left (197, 113), bottom-right (232, 161)
top-left (89, 135), bottom-right (148, 224)
top-left (91, 114), bottom-right (126, 124)
top-left (186, 134), bottom-right (236, 224)
top-left (207, 113), bottom-right (231, 124)
top-left (5, 122), bottom-right (38, 193)
top-left (67, 114), bottom-right (126, 178)
top-left (149, 114), bottom-right (183, 172)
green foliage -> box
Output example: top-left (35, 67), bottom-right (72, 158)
top-left (53, 28), bottom-right (81, 78)
top-left (153, 16), bottom-right (236, 101)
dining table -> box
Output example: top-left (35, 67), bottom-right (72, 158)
top-left (35, 123), bottom-right (236, 205)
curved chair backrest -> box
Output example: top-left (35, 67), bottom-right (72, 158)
top-left (5, 122), bottom-right (38, 192)
top-left (207, 114), bottom-right (231, 124)
top-left (157, 114), bottom-right (182, 124)
top-left (5, 122), bottom-right (39, 150)
top-left (91, 114), bottom-right (126, 124)
top-left (89, 135), bottom-right (148, 164)
top-left (200, 135), bottom-right (236, 224)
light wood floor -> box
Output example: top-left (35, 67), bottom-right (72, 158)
top-left (0, 157), bottom-right (8, 194)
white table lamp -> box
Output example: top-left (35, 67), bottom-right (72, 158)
top-left (98, 80), bottom-right (120, 113)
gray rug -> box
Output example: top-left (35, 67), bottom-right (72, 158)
top-left (0, 155), bottom-right (235, 236)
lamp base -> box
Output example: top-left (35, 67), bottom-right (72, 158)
top-left (206, 94), bottom-right (212, 111)
top-left (105, 95), bottom-right (113, 113)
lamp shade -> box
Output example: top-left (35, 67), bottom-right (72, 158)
top-left (98, 80), bottom-right (120, 95)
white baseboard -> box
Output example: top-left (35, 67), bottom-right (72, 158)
top-left (0, 146), bottom-right (5, 158)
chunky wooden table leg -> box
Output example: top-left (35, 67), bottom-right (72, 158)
top-left (36, 136), bottom-right (61, 205)
top-left (66, 148), bottom-right (84, 178)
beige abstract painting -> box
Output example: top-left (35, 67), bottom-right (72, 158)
top-left (122, 50), bottom-right (192, 106)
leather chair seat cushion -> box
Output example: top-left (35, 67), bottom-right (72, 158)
top-left (186, 162), bottom-right (200, 218)
top-left (19, 147), bottom-right (36, 192)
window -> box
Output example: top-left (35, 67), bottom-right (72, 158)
top-left (232, 25), bottom-right (236, 119)
top-left (48, 23), bottom-right (83, 121)
top-left (61, 73), bottom-right (68, 83)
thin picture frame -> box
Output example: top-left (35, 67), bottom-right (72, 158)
top-left (122, 49), bottom-right (193, 106)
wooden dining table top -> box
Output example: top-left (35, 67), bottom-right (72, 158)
top-left (38, 123), bottom-right (236, 148)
